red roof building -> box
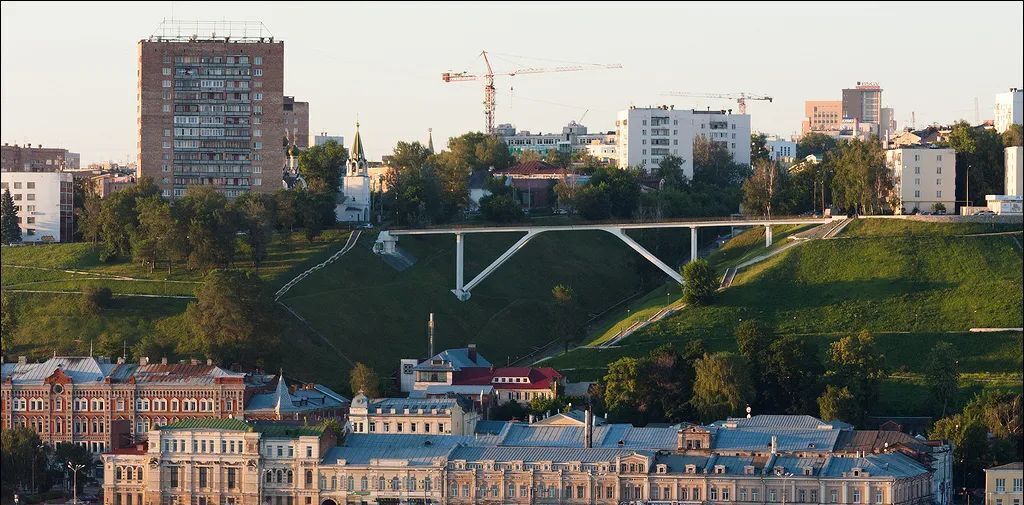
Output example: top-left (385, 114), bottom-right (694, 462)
top-left (454, 366), bottom-right (563, 404)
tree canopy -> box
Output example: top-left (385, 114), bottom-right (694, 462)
top-left (298, 140), bottom-right (348, 195)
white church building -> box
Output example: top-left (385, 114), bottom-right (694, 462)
top-left (335, 123), bottom-right (372, 222)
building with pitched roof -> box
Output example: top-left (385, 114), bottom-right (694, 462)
top-left (1, 355), bottom-right (344, 456)
top-left (985, 462), bottom-right (1024, 505)
top-left (347, 394), bottom-right (479, 436)
top-left (336, 123), bottom-right (371, 222)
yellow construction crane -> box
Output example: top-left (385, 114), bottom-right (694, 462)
top-left (443, 50), bottom-right (622, 135)
top-left (660, 91), bottom-right (773, 115)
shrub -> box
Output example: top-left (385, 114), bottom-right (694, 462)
top-left (681, 259), bottom-right (716, 305)
top-left (80, 286), bottom-right (113, 314)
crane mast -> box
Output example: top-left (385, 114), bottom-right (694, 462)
top-left (442, 50), bottom-right (622, 135)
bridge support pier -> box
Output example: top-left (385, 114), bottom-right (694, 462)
top-left (690, 226), bottom-right (698, 263)
top-left (453, 233), bottom-right (468, 301)
top-left (610, 229), bottom-right (684, 284)
top-left (765, 225), bottom-right (773, 247)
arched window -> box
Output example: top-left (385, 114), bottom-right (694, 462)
top-left (136, 467), bottom-right (143, 481)
top-left (115, 467), bottom-right (123, 480)
top-left (305, 470), bottom-right (313, 485)
top-left (287, 470), bottom-right (293, 484)
top-left (266, 471), bottom-right (273, 483)
top-left (391, 477), bottom-right (400, 490)
top-left (378, 477), bottom-right (385, 490)
top-left (276, 469), bottom-right (283, 483)
top-left (126, 467), bottom-right (134, 480)
top-left (360, 477), bottom-right (367, 491)
top-left (348, 476), bottom-right (355, 491)
top-left (408, 477), bottom-right (416, 491)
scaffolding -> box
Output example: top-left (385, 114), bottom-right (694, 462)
top-left (147, 19), bottom-right (275, 43)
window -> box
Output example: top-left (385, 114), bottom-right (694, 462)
top-left (853, 490), bottom-right (861, 503)
top-left (997, 479), bottom-right (1007, 493)
top-left (1013, 479), bottom-right (1023, 492)
top-left (936, 166), bottom-right (942, 174)
top-left (169, 467), bottom-right (179, 488)
top-left (875, 490), bottom-right (883, 503)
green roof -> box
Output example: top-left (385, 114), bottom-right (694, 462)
top-left (160, 418), bottom-right (253, 432)
top-left (254, 423), bottom-right (326, 439)
top-left (350, 123), bottom-right (365, 163)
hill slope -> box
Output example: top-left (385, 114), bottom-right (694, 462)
top-left (545, 219), bottom-right (1024, 415)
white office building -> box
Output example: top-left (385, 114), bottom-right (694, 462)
top-left (994, 88), bottom-right (1023, 133)
top-left (885, 146), bottom-right (956, 214)
top-left (616, 106), bottom-right (750, 176)
top-left (766, 138), bottom-right (798, 164)
top-left (0, 171), bottom-right (74, 242)
top-left (314, 133), bottom-right (345, 147)
top-left (1006, 146), bottom-right (1023, 197)
top-left (499, 122), bottom-right (618, 164)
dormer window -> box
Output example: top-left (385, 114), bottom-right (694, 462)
top-left (656, 464), bottom-right (668, 474)
top-left (803, 467), bottom-right (814, 476)
top-left (775, 467), bottom-right (786, 476)
top-left (744, 466), bottom-right (755, 475)
top-left (685, 465), bottom-right (697, 474)
top-left (714, 465), bottom-right (726, 475)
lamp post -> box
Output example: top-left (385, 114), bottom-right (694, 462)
top-left (31, 443), bottom-right (45, 495)
top-left (780, 472), bottom-right (793, 505)
top-left (68, 462), bottom-right (85, 504)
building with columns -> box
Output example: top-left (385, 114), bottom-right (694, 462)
top-left (102, 415), bottom-right (943, 505)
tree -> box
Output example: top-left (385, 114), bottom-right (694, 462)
top-left (644, 343), bottom-right (699, 422)
top-left (796, 132), bottom-right (838, 159)
top-left (1, 188), bottom-right (22, 245)
top-left (274, 190), bottom-right (300, 233)
top-left (76, 189), bottom-right (104, 245)
top-left (1003, 123), bottom-right (1023, 148)
top-left (817, 385), bottom-right (859, 423)
top-left (173, 187), bottom-right (237, 270)
top-left (830, 139), bottom-right (893, 215)
top-left (925, 341), bottom-right (960, 417)
top-left (184, 269), bottom-right (281, 369)
top-left (1, 427), bottom-right (47, 495)
top-left (390, 141), bottom-right (434, 171)
top-left (742, 159), bottom-right (784, 218)
top-left (693, 136), bottom-right (750, 187)
top-left (750, 133), bottom-right (771, 164)
top-left (601, 357), bottom-right (642, 415)
top-left (825, 330), bottom-right (887, 419)
top-left (515, 150), bottom-right (542, 163)
top-left (734, 319), bottom-right (774, 408)
top-left (543, 148), bottom-right (572, 168)
top-left (350, 362), bottom-right (381, 397)
top-left (945, 121), bottom-right (1006, 205)
top-left (80, 286), bottom-right (113, 315)
top-left (298, 140), bottom-right (347, 195)
top-left (763, 335), bottom-right (824, 414)
top-left (1, 292), bottom-right (16, 355)
top-left (97, 178), bottom-right (162, 261)
top-left (479, 194), bottom-right (523, 223)
top-left (232, 192), bottom-right (277, 270)
top-left (132, 196), bottom-right (180, 273)
top-left (681, 259), bottom-right (715, 305)
top-left (653, 155), bottom-right (687, 189)
top-left (691, 352), bottom-right (754, 422)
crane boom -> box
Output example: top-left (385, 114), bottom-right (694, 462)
top-left (661, 91), bottom-right (773, 114)
top-left (442, 50), bottom-right (622, 135)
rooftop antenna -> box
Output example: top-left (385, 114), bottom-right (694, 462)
top-left (428, 313), bottom-right (435, 358)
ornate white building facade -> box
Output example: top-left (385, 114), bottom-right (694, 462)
top-left (336, 123), bottom-right (371, 223)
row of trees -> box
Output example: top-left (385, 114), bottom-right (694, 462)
top-left (1, 427), bottom-right (93, 498)
top-left (77, 178), bottom-right (335, 271)
top-left (597, 323), bottom-right (969, 426)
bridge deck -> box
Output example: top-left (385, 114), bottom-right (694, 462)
top-left (385, 216), bottom-right (836, 235)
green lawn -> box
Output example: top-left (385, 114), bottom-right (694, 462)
top-left (842, 218), bottom-right (1022, 238)
top-left (546, 220), bottom-right (1023, 416)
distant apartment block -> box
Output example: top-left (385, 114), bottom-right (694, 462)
top-left (766, 138), bottom-right (797, 164)
top-left (802, 100), bottom-right (843, 135)
top-left (137, 21), bottom-right (285, 198)
top-left (843, 82), bottom-right (883, 124)
top-left (314, 133), bottom-right (345, 147)
top-left (885, 146), bottom-right (956, 213)
top-left (994, 87), bottom-right (1023, 133)
top-left (499, 121), bottom-right (618, 164)
top-left (91, 173), bottom-right (138, 198)
top-left (1006, 146), bottom-right (1023, 196)
top-left (0, 171), bottom-right (74, 242)
top-left (283, 96), bottom-right (309, 149)
top-left (1, 143), bottom-right (73, 172)
top-left (616, 107), bottom-right (751, 176)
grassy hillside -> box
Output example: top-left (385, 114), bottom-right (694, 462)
top-left (546, 219), bottom-right (1024, 415)
top-left (277, 229), bottom-right (691, 386)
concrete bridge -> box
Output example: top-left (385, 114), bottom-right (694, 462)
top-left (374, 216), bottom-right (837, 301)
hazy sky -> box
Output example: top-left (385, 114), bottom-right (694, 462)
top-left (2, 1), bottom-right (1022, 164)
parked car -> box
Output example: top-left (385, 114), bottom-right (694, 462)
top-left (356, 223), bottom-right (374, 230)
top-left (974, 210), bottom-right (995, 216)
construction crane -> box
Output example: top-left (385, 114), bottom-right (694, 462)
top-left (660, 91), bottom-right (773, 115)
top-left (442, 50), bottom-right (622, 135)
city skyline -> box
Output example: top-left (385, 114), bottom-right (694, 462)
top-left (2, 1), bottom-right (1023, 165)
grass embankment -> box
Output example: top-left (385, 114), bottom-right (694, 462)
top-left (277, 229), bottom-right (690, 388)
top-left (547, 219), bottom-right (1023, 415)
top-left (1, 230), bottom-right (353, 361)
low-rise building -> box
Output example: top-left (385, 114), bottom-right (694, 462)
top-left (885, 146), bottom-right (956, 214)
top-left (492, 160), bottom-right (587, 209)
top-left (0, 170), bottom-right (74, 242)
top-left (1006, 146), bottom-right (1023, 196)
top-left (1, 143), bottom-right (73, 172)
top-left (766, 138), bottom-right (798, 164)
top-left (92, 173), bottom-right (138, 198)
top-left (984, 462), bottom-right (1023, 505)
top-left (347, 395), bottom-right (478, 436)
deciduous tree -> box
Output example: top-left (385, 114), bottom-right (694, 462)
top-left (925, 341), bottom-right (960, 417)
top-left (691, 352), bottom-right (754, 422)
top-left (350, 362), bottom-right (381, 397)
top-left (185, 269), bottom-right (281, 369)
top-left (298, 140), bottom-right (348, 195)
top-left (817, 385), bottom-right (859, 423)
top-left (825, 330), bottom-right (887, 419)
top-left (681, 259), bottom-right (715, 305)
top-left (742, 159), bottom-right (784, 218)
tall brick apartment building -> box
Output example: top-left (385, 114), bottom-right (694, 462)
top-left (137, 21), bottom-right (285, 198)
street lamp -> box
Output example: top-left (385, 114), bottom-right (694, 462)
top-left (68, 462), bottom-right (85, 505)
top-left (780, 472), bottom-right (793, 505)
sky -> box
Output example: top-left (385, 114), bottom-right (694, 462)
top-left (2, 1), bottom-right (1022, 165)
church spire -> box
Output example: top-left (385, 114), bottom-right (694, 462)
top-left (427, 128), bottom-right (434, 154)
top-left (350, 122), bottom-right (365, 164)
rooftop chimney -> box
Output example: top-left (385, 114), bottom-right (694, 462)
top-left (161, 357), bottom-right (168, 365)
top-left (428, 313), bottom-right (435, 358)
top-left (467, 343), bottom-right (477, 363)
top-left (18, 356), bottom-right (27, 365)
top-left (771, 435), bottom-right (778, 455)
top-left (207, 359), bottom-right (213, 366)
top-left (140, 356), bottom-right (150, 366)
top-left (584, 409), bottom-right (593, 448)
top-left (190, 358), bottom-right (199, 365)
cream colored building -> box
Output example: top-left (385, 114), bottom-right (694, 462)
top-left (985, 462), bottom-right (1023, 505)
top-left (885, 147), bottom-right (956, 213)
top-left (1006, 146), bottom-right (1023, 197)
top-left (347, 395), bottom-right (478, 436)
